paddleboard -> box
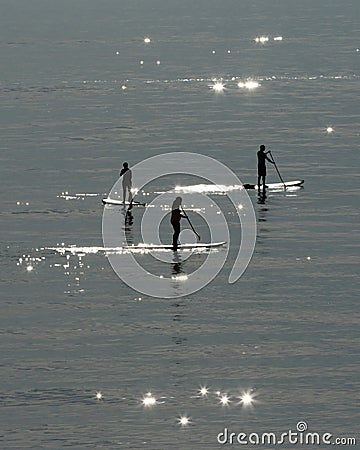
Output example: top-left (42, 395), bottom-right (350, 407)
top-left (102, 198), bottom-right (146, 206)
top-left (126, 241), bottom-right (226, 250)
top-left (173, 180), bottom-right (304, 194)
top-left (244, 180), bottom-right (304, 190)
top-left (48, 242), bottom-right (226, 254)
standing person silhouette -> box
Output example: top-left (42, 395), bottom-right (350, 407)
top-left (119, 162), bottom-right (132, 205)
top-left (257, 144), bottom-right (274, 194)
top-left (170, 197), bottom-right (186, 251)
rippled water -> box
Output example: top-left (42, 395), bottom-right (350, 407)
top-left (1, 0), bottom-right (359, 448)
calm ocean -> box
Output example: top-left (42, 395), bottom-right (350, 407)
top-left (1, 0), bottom-right (359, 448)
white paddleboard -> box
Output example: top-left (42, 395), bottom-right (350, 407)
top-left (174, 180), bottom-right (304, 193)
top-left (102, 198), bottom-right (146, 206)
top-left (46, 241), bottom-right (226, 255)
top-left (126, 241), bottom-right (226, 250)
top-left (48, 242), bottom-right (226, 254)
top-left (259, 179), bottom-right (304, 189)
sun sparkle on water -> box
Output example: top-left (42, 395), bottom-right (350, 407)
top-left (199, 386), bottom-right (209, 396)
top-left (255, 36), bottom-right (269, 43)
top-left (238, 80), bottom-right (260, 90)
top-left (239, 390), bottom-right (256, 407)
top-left (142, 392), bottom-right (156, 407)
top-left (241, 393), bottom-right (253, 405)
top-left (171, 274), bottom-right (188, 281)
top-left (212, 82), bottom-right (225, 92)
top-left (219, 394), bottom-right (231, 406)
top-left (178, 415), bottom-right (191, 426)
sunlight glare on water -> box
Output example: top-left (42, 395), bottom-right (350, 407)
top-left (211, 81), bottom-right (225, 92)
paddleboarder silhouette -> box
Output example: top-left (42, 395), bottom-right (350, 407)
top-left (119, 162), bottom-right (132, 206)
top-left (257, 144), bottom-right (275, 194)
top-left (171, 197), bottom-right (186, 251)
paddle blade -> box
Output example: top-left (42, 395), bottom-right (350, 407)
top-left (127, 199), bottom-right (134, 211)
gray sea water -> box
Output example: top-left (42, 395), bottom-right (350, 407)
top-left (1, 1), bottom-right (359, 448)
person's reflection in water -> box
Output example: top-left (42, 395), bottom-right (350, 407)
top-left (122, 209), bottom-right (134, 245)
top-left (171, 254), bottom-right (186, 328)
top-left (172, 252), bottom-right (183, 277)
top-left (258, 207), bottom-right (268, 224)
top-left (125, 210), bottom-right (133, 226)
top-left (257, 191), bottom-right (267, 205)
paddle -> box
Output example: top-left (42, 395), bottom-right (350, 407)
top-left (268, 151), bottom-right (286, 190)
top-left (181, 206), bottom-right (201, 241)
top-left (127, 196), bottom-right (135, 211)
top-left (127, 191), bottom-right (140, 211)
